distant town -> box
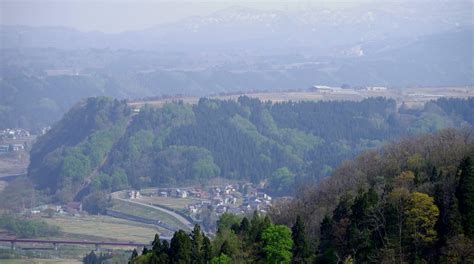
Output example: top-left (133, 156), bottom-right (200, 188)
top-left (133, 183), bottom-right (273, 219)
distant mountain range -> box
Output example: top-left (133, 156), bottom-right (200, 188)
top-left (2, 2), bottom-right (472, 53)
top-left (1, 2), bottom-right (472, 131)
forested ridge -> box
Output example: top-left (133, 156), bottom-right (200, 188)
top-left (269, 128), bottom-right (474, 263)
top-left (28, 96), bottom-right (473, 202)
top-left (114, 128), bottom-right (474, 264)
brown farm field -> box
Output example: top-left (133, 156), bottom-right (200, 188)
top-left (127, 86), bottom-right (473, 109)
top-left (138, 196), bottom-right (204, 210)
top-left (43, 215), bottom-right (161, 243)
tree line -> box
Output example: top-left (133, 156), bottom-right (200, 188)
top-left (126, 212), bottom-right (302, 264)
top-left (28, 96), bottom-right (473, 204)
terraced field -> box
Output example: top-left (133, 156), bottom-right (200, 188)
top-left (110, 198), bottom-right (191, 231)
top-left (43, 215), bottom-right (162, 243)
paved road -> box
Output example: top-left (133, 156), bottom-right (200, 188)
top-left (0, 172), bottom-right (26, 182)
top-left (111, 192), bottom-right (194, 231)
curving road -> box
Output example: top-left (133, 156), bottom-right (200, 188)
top-left (111, 191), bottom-right (194, 231)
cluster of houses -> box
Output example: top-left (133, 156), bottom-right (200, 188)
top-left (128, 190), bottom-right (141, 199)
top-left (125, 183), bottom-right (273, 221)
top-left (153, 187), bottom-right (208, 199)
top-left (186, 185), bottom-right (241, 216)
top-left (0, 143), bottom-right (26, 155)
top-left (182, 184), bottom-right (272, 217)
top-left (29, 202), bottom-right (83, 217)
top-left (0, 128), bottom-right (30, 155)
top-left (0, 128), bottom-right (30, 139)
top-left (241, 191), bottom-right (272, 213)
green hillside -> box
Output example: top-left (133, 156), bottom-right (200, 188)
top-left (28, 96), bottom-right (474, 202)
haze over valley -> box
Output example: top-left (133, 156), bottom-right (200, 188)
top-left (0, 1), bottom-right (473, 263)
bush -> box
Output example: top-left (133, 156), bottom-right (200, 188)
top-left (82, 192), bottom-right (111, 215)
top-left (0, 215), bottom-right (60, 238)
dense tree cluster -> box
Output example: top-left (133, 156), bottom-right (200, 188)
top-left (83, 251), bottom-right (115, 264)
top-left (130, 212), bottom-right (301, 264)
top-left (0, 215), bottom-right (60, 238)
top-left (125, 128), bottom-right (474, 263)
top-left (28, 97), bottom-right (473, 201)
top-left (269, 128), bottom-right (474, 263)
top-left (28, 97), bottom-right (131, 202)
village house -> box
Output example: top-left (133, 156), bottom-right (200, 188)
top-left (1, 128), bottom-right (31, 139)
top-left (10, 143), bottom-right (25, 152)
top-left (0, 145), bottom-right (9, 154)
top-left (224, 184), bottom-right (236, 194)
top-left (187, 205), bottom-right (199, 214)
top-left (128, 190), bottom-right (141, 199)
top-left (215, 205), bottom-right (227, 215)
top-left (212, 197), bottom-right (224, 206)
top-left (224, 195), bottom-right (237, 205)
top-left (176, 189), bottom-right (188, 198)
top-left (188, 189), bottom-right (205, 198)
top-left (257, 192), bottom-right (272, 201)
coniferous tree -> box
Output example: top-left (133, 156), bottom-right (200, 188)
top-left (152, 234), bottom-right (161, 252)
top-left (191, 224), bottom-right (204, 264)
top-left (230, 223), bottom-right (240, 234)
top-left (348, 189), bottom-right (379, 263)
top-left (169, 230), bottom-right (192, 264)
top-left (315, 216), bottom-right (338, 264)
top-left (84, 250), bottom-right (98, 264)
top-left (220, 240), bottom-right (233, 257)
top-left (129, 249), bottom-right (138, 264)
top-left (148, 233), bottom-right (170, 264)
top-left (240, 217), bottom-right (250, 234)
top-left (291, 215), bottom-right (310, 263)
top-left (142, 247), bottom-right (149, 255)
top-left (203, 236), bottom-right (212, 263)
top-left (456, 157), bottom-right (474, 239)
top-left (434, 181), bottom-right (463, 246)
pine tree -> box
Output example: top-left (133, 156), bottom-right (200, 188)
top-left (430, 166), bottom-right (439, 182)
top-left (239, 217), bottom-right (250, 234)
top-left (170, 230), bottom-right (192, 264)
top-left (315, 216), bottom-right (338, 264)
top-left (142, 247), bottom-right (149, 255)
top-left (291, 215), bottom-right (310, 263)
top-left (191, 224), bottom-right (204, 263)
top-left (220, 240), bottom-right (233, 257)
top-left (434, 181), bottom-right (463, 247)
top-left (456, 157), bottom-right (474, 239)
top-left (129, 249), bottom-right (138, 264)
top-left (347, 188), bottom-right (379, 263)
top-left (153, 240), bottom-right (171, 264)
top-left (152, 233), bottom-right (161, 253)
top-left (203, 236), bottom-right (212, 262)
top-left (84, 250), bottom-right (98, 264)
top-left (318, 216), bottom-right (334, 254)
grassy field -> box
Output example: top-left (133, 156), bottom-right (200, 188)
top-left (127, 86), bottom-right (474, 109)
top-left (138, 196), bottom-right (203, 210)
top-left (111, 199), bottom-right (189, 231)
top-left (43, 215), bottom-right (161, 243)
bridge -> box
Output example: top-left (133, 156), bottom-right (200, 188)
top-left (0, 238), bottom-right (153, 251)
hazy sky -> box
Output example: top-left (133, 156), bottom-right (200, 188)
top-left (1, 0), bottom-right (377, 33)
